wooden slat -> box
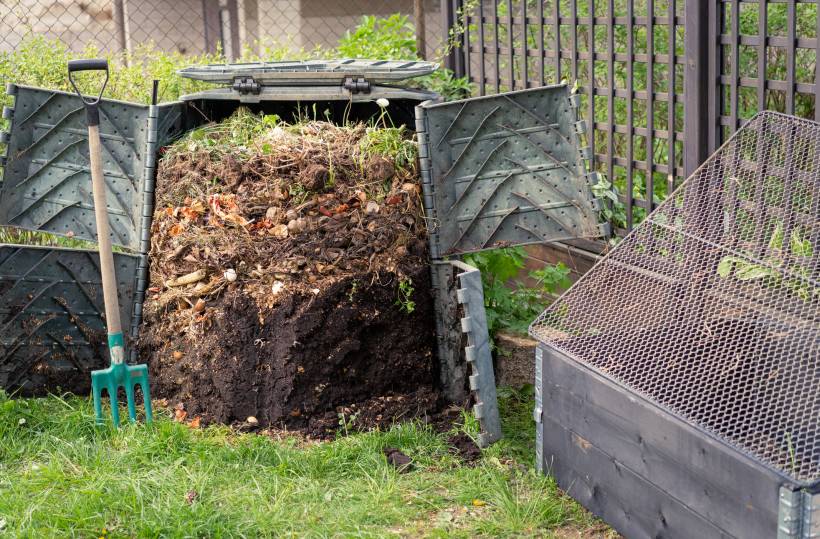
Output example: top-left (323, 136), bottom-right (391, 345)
top-left (588, 0), bottom-right (596, 172)
top-left (507, 0), bottom-right (514, 90)
top-left (730, 0), bottom-right (740, 132)
top-left (537, 0), bottom-right (545, 86)
top-left (570, 0), bottom-right (579, 81)
top-left (707, 0), bottom-right (720, 151)
top-left (553, 0), bottom-right (562, 80)
top-left (647, 0), bottom-right (655, 213)
top-left (494, 0), bottom-right (500, 93)
top-left (477, 0), bottom-right (486, 95)
top-left (606, 0), bottom-right (615, 201)
top-left (520, 0), bottom-right (528, 88)
top-left (467, 44), bottom-right (687, 66)
top-left (667, 0), bottom-right (676, 193)
top-left (626, 0), bottom-right (635, 229)
top-left (786, 0), bottom-right (796, 115)
top-left (757, 0), bottom-right (767, 112)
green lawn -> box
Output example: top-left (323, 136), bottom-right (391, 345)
top-left (0, 388), bottom-right (607, 538)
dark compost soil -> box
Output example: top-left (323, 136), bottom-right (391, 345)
top-left (139, 114), bottom-right (442, 436)
top-left (141, 266), bottom-right (439, 435)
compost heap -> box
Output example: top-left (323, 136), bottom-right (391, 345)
top-left (140, 110), bottom-right (439, 436)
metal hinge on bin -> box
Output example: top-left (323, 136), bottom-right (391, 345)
top-left (232, 76), bottom-right (261, 95)
top-left (778, 487), bottom-right (820, 539)
top-left (344, 77), bottom-right (371, 94)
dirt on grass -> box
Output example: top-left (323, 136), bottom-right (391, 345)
top-left (447, 432), bottom-right (482, 464)
top-left (139, 111), bottom-right (442, 435)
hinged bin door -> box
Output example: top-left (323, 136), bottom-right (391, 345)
top-left (0, 85), bottom-right (183, 251)
top-left (416, 84), bottom-right (606, 257)
top-left (0, 245), bottom-right (140, 394)
top-left (0, 85), bottom-right (185, 395)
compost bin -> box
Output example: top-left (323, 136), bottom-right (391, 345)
top-left (530, 111), bottom-right (819, 539)
top-left (0, 59), bottom-right (604, 440)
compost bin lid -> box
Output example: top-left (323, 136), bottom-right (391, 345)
top-left (177, 59), bottom-right (440, 103)
top-left (178, 59), bottom-right (438, 85)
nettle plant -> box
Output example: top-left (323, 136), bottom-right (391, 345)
top-left (463, 247), bottom-right (571, 340)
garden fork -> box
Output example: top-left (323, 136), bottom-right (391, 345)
top-left (68, 59), bottom-right (153, 426)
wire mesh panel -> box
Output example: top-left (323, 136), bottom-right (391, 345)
top-left (530, 111), bottom-right (819, 484)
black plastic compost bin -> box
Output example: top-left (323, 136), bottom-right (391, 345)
top-left (0, 59), bottom-right (607, 445)
top-left (0, 59), bottom-right (438, 395)
top-left (530, 111), bottom-right (819, 539)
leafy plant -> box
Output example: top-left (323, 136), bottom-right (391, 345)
top-left (414, 69), bottom-right (475, 101)
top-left (463, 247), bottom-right (571, 340)
top-left (717, 223), bottom-right (818, 301)
top-left (396, 278), bottom-right (416, 314)
top-left (590, 174), bottom-right (627, 231)
top-left (0, 35), bottom-right (222, 105)
top-left (359, 125), bottom-right (417, 169)
top-left (337, 14), bottom-right (417, 60)
top-left (336, 14), bottom-right (474, 102)
top-left (347, 280), bottom-right (360, 302)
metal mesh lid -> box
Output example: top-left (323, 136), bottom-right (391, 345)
top-left (177, 59), bottom-right (438, 86)
top-left (530, 111), bottom-right (819, 484)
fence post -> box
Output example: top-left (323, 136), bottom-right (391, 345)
top-left (112, 0), bottom-right (128, 54)
top-left (683, 1), bottom-right (710, 177)
top-left (201, 0), bottom-right (222, 55)
top-left (415, 0), bottom-right (427, 59)
top-left (226, 0), bottom-right (241, 60)
top-left (442, 0), bottom-right (466, 78)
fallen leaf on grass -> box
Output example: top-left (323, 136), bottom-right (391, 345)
top-left (173, 402), bottom-right (186, 422)
top-left (471, 499), bottom-right (486, 507)
top-left (188, 416), bottom-right (201, 429)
